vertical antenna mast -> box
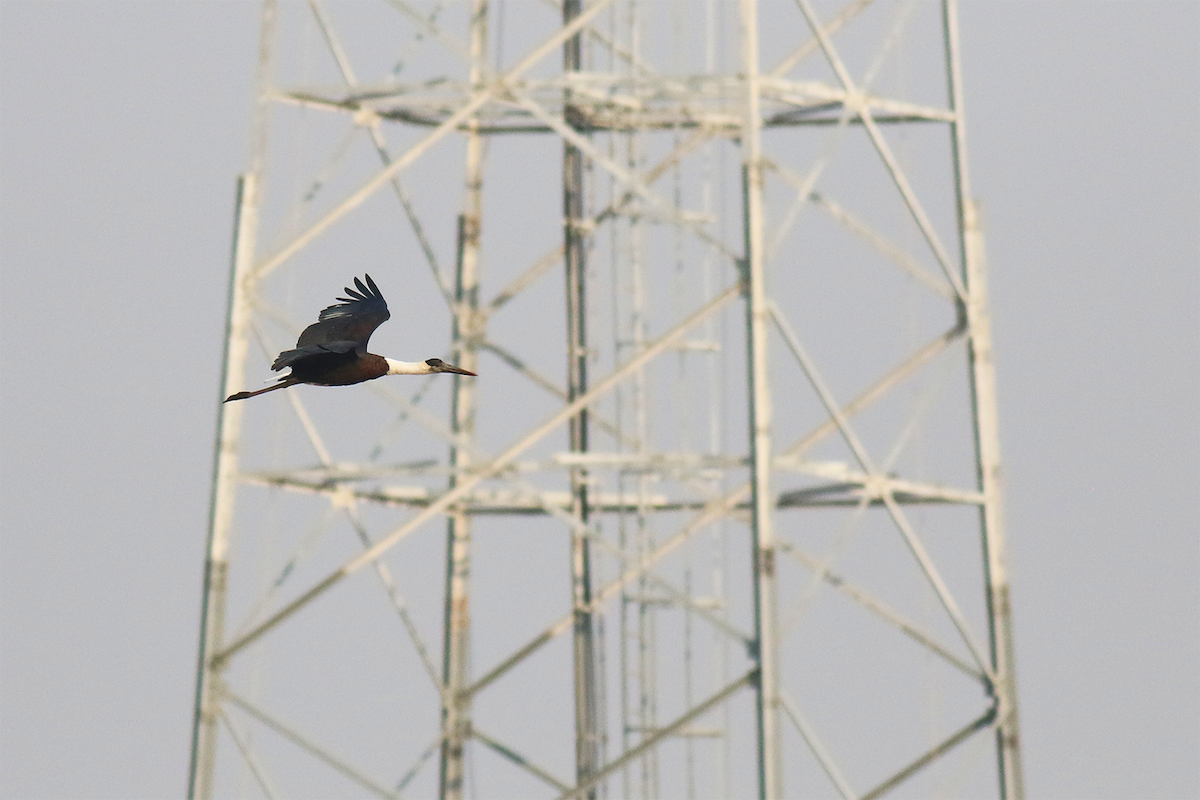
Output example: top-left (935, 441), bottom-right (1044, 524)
top-left (439, 1), bottom-right (488, 795)
top-left (563, 1), bottom-right (601, 793)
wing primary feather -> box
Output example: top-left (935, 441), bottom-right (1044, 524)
top-left (295, 274), bottom-right (391, 348)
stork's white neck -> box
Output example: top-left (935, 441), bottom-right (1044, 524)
top-left (385, 358), bottom-right (433, 375)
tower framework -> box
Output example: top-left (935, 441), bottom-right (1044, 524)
top-left (190, 1), bottom-right (1023, 798)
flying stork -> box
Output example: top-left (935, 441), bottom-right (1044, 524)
top-left (224, 274), bottom-right (475, 402)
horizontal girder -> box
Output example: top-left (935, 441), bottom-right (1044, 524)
top-left (277, 73), bottom-right (955, 134)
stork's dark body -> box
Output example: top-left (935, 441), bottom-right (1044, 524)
top-left (275, 343), bottom-right (389, 386)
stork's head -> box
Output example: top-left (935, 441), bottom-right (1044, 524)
top-left (424, 358), bottom-right (476, 376)
top-left (385, 357), bottom-right (476, 376)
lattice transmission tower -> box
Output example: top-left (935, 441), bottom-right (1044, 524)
top-left (189, 1), bottom-right (1023, 797)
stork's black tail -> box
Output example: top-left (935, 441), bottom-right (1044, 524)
top-left (224, 379), bottom-right (297, 402)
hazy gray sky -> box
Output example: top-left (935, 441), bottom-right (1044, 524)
top-left (1, 2), bottom-right (1197, 799)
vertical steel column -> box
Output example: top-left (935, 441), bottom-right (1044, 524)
top-left (188, 172), bottom-right (259, 800)
top-left (943, 2), bottom-right (1025, 796)
top-left (963, 202), bottom-right (1024, 799)
top-left (439, 4), bottom-right (488, 797)
top-left (740, 0), bottom-right (782, 797)
top-left (563, 0), bottom-right (600, 793)
top-left (189, 8), bottom-right (272, 795)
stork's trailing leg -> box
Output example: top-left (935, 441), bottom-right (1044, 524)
top-left (224, 380), bottom-right (298, 403)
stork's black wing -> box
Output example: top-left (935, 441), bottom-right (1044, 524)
top-left (296, 274), bottom-right (391, 348)
top-left (271, 340), bottom-right (359, 373)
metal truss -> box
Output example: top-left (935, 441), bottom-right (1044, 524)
top-left (190, 1), bottom-right (1023, 798)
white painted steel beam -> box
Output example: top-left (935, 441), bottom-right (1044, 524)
top-left (219, 710), bottom-right (281, 800)
top-left (944, 0), bottom-right (1025, 791)
top-left (439, 3), bottom-right (488, 795)
top-left (188, 169), bottom-right (260, 800)
top-left (472, 726), bottom-right (573, 793)
top-left (859, 705), bottom-right (998, 800)
top-left (740, 1), bottom-right (782, 795)
top-left (778, 543), bottom-right (986, 681)
top-left (557, 669), bottom-right (758, 800)
top-left (277, 72), bottom-right (958, 134)
top-left (779, 691), bottom-right (858, 800)
top-left (224, 688), bottom-right (402, 800)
